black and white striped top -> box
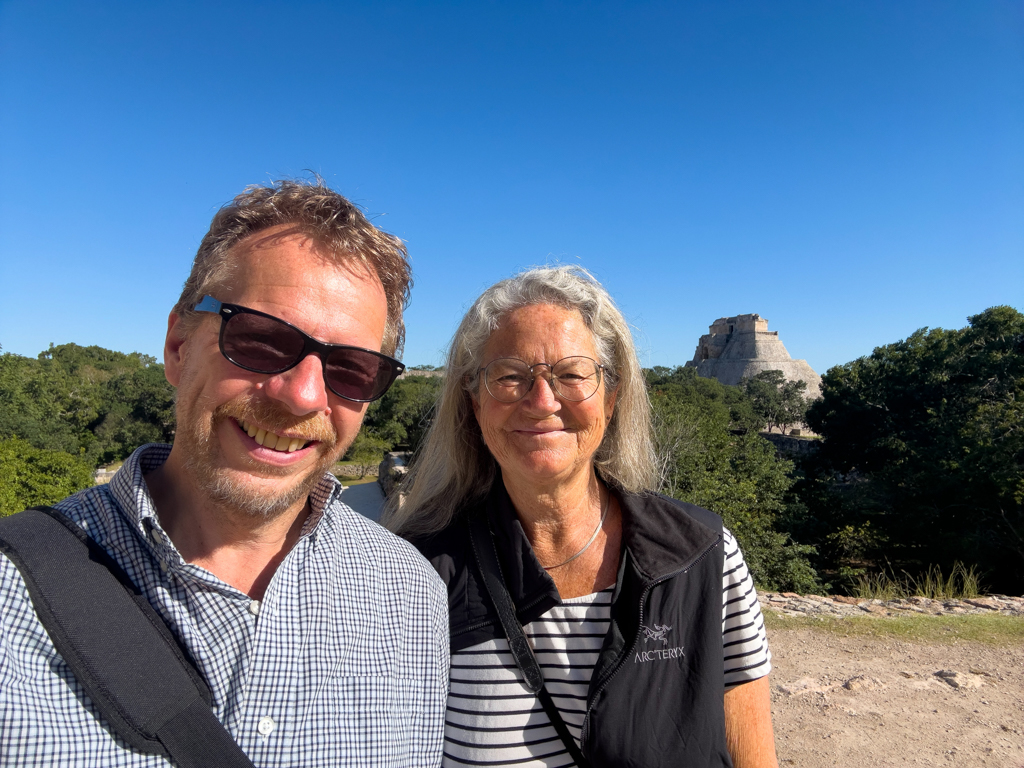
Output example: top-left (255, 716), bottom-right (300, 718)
top-left (443, 528), bottom-right (769, 767)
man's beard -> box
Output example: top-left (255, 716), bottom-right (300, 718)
top-left (179, 392), bottom-right (348, 520)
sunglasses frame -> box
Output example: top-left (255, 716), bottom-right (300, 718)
top-left (477, 356), bottom-right (606, 403)
top-left (194, 295), bottom-right (405, 403)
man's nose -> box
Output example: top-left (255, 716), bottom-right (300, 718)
top-left (262, 354), bottom-right (330, 415)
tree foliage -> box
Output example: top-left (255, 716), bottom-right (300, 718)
top-left (796, 306), bottom-right (1024, 593)
top-left (359, 374), bottom-right (444, 452)
top-left (647, 366), bottom-right (821, 592)
top-left (0, 344), bottom-right (176, 468)
top-left (345, 432), bottom-right (392, 478)
top-left (742, 370), bottom-right (809, 435)
top-left (0, 437), bottom-right (95, 517)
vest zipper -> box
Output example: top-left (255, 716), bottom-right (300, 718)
top-left (578, 533), bottom-right (721, 750)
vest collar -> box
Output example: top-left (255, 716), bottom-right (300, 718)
top-left (480, 474), bottom-right (721, 614)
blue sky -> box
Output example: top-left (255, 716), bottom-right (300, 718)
top-left (1, 1), bottom-right (1021, 375)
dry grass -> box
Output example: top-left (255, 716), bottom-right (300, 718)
top-left (854, 561), bottom-right (982, 601)
top-left (764, 611), bottom-right (1024, 645)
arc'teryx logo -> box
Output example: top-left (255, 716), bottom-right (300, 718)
top-left (635, 623), bottom-right (684, 663)
top-left (642, 623), bottom-right (671, 644)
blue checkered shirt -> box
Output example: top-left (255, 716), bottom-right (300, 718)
top-left (0, 444), bottom-right (449, 767)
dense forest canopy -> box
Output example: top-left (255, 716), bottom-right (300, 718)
top-left (0, 343), bottom-right (176, 467)
top-left (1, 305), bottom-right (1020, 593)
top-left (794, 305), bottom-right (1024, 594)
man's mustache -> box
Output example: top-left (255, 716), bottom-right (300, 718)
top-left (213, 394), bottom-right (337, 446)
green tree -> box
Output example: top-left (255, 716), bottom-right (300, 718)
top-left (0, 437), bottom-right (95, 517)
top-left (361, 374), bottom-right (444, 451)
top-left (801, 306), bottom-right (1024, 593)
top-left (645, 366), bottom-right (764, 433)
top-left (0, 344), bottom-right (176, 467)
top-left (742, 370), bottom-right (809, 434)
top-left (343, 432), bottom-right (393, 478)
top-left (648, 367), bottom-right (821, 592)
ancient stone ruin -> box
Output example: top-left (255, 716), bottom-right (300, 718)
top-left (685, 314), bottom-right (822, 399)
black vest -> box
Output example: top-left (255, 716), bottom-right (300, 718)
top-left (412, 479), bottom-right (734, 768)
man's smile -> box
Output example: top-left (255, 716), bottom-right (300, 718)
top-left (236, 418), bottom-right (315, 453)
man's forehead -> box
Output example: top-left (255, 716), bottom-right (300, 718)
top-left (225, 226), bottom-right (381, 292)
top-left (212, 232), bottom-right (386, 344)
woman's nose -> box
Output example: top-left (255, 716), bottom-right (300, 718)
top-left (521, 371), bottom-right (559, 412)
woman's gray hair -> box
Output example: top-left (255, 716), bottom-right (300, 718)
top-left (384, 265), bottom-right (657, 538)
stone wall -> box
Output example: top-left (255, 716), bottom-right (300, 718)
top-left (760, 432), bottom-right (821, 457)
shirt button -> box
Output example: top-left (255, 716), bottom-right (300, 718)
top-left (257, 716), bottom-right (275, 736)
top-left (248, 600), bottom-right (261, 616)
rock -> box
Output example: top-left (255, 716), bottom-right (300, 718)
top-left (963, 598), bottom-right (999, 610)
top-left (859, 604), bottom-right (891, 615)
top-left (832, 595), bottom-right (862, 605)
top-left (934, 670), bottom-right (983, 689)
top-left (777, 677), bottom-right (826, 696)
top-left (843, 675), bottom-right (884, 691)
top-left (757, 590), bottom-right (1024, 618)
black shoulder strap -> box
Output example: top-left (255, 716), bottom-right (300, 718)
top-left (468, 513), bottom-right (592, 768)
top-left (0, 506), bottom-right (255, 768)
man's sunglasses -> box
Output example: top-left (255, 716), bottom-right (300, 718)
top-left (195, 296), bottom-right (404, 403)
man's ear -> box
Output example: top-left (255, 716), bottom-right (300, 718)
top-left (163, 312), bottom-right (188, 386)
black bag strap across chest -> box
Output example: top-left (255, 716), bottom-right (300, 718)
top-left (0, 506), bottom-right (255, 768)
top-left (468, 512), bottom-right (593, 768)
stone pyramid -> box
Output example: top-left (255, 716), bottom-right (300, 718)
top-left (684, 314), bottom-right (822, 399)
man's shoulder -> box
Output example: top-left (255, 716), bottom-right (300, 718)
top-left (0, 484), bottom-right (131, 611)
top-left (0, 484), bottom-right (122, 547)
top-left (325, 500), bottom-right (447, 594)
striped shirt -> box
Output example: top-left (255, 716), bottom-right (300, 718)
top-left (0, 444), bottom-right (449, 767)
top-left (443, 528), bottom-right (768, 767)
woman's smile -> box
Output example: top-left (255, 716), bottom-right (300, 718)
top-left (472, 303), bottom-right (616, 487)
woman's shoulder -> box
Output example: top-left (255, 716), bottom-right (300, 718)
top-left (405, 515), bottom-right (474, 585)
top-left (620, 488), bottom-right (724, 533)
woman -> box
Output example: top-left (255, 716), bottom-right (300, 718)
top-left (385, 266), bottom-right (778, 768)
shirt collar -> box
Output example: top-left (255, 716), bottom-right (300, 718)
top-left (107, 443), bottom-right (343, 558)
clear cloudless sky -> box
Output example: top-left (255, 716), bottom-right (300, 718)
top-left (1, 0), bottom-right (1021, 375)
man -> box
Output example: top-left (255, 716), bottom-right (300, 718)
top-left (0, 180), bottom-right (449, 766)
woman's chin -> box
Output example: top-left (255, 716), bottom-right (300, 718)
top-left (497, 453), bottom-right (589, 485)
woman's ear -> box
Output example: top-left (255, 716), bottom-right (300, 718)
top-left (604, 384), bottom-right (619, 421)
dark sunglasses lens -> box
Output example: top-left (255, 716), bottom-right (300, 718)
top-left (222, 313), bottom-right (304, 372)
top-left (324, 349), bottom-right (395, 401)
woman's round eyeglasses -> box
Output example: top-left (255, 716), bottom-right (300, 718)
top-left (478, 356), bottom-right (605, 403)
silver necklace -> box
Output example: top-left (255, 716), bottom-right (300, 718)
top-left (542, 490), bottom-right (610, 571)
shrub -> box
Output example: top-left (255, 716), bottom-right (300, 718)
top-left (0, 437), bottom-right (94, 517)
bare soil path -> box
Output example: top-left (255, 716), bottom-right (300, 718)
top-left (767, 624), bottom-right (1024, 767)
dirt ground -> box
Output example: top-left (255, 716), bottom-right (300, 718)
top-left (767, 626), bottom-right (1024, 766)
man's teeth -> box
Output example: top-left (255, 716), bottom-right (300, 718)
top-left (239, 420), bottom-right (308, 452)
